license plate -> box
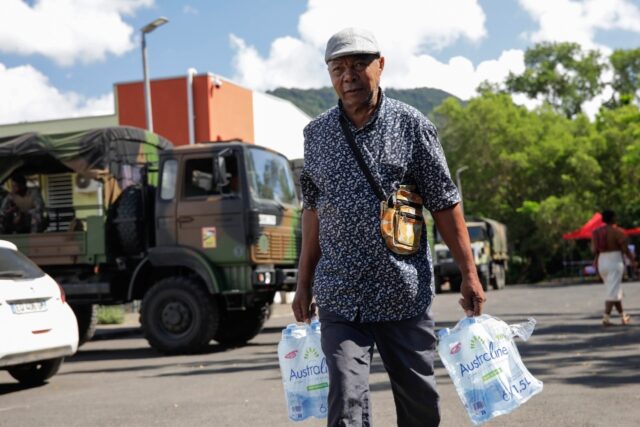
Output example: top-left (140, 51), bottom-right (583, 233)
top-left (11, 301), bottom-right (48, 314)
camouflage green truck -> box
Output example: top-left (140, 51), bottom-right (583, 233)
top-left (432, 217), bottom-right (508, 293)
top-left (0, 127), bottom-right (300, 354)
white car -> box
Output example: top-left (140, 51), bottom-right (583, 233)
top-left (0, 239), bottom-right (78, 385)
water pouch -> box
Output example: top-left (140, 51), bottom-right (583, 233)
top-left (277, 320), bottom-right (329, 421)
top-left (437, 315), bottom-right (543, 425)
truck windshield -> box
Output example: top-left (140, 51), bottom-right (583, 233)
top-left (435, 225), bottom-right (487, 243)
top-left (245, 148), bottom-right (298, 206)
top-left (468, 226), bottom-right (488, 242)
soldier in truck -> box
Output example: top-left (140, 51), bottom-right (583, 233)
top-left (0, 174), bottom-right (48, 234)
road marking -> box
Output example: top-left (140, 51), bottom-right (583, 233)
top-left (0, 405), bottom-right (30, 412)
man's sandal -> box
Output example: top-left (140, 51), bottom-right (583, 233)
top-left (621, 313), bottom-right (631, 325)
top-left (602, 315), bottom-right (614, 327)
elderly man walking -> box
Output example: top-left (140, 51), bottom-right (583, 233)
top-left (292, 28), bottom-right (486, 427)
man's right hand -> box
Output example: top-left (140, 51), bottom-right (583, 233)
top-left (459, 276), bottom-right (486, 317)
top-left (292, 286), bottom-right (315, 324)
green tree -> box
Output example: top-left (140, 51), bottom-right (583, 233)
top-left (594, 104), bottom-right (640, 226)
top-left (506, 42), bottom-right (604, 118)
top-left (434, 91), bottom-right (604, 281)
top-left (609, 48), bottom-right (640, 106)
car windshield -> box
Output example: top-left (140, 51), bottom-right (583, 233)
top-left (0, 247), bottom-right (45, 280)
top-left (245, 148), bottom-right (298, 206)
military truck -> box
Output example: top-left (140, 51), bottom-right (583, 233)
top-left (0, 127), bottom-right (300, 354)
top-left (432, 217), bottom-right (508, 293)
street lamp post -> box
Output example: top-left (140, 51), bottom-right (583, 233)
top-left (141, 17), bottom-right (169, 132)
top-left (455, 165), bottom-right (469, 218)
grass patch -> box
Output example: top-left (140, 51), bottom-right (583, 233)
top-left (97, 305), bottom-right (125, 325)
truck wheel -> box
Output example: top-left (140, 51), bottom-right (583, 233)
top-left (492, 265), bottom-right (506, 290)
top-left (71, 304), bottom-right (98, 346)
top-left (140, 276), bottom-right (219, 354)
top-left (433, 276), bottom-right (443, 294)
top-left (479, 271), bottom-right (491, 292)
top-left (213, 303), bottom-right (270, 345)
top-left (450, 276), bottom-right (462, 293)
top-left (8, 357), bottom-right (64, 385)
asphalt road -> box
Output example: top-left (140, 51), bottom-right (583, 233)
top-left (1, 280), bottom-right (639, 427)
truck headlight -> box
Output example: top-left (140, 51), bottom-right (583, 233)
top-left (254, 269), bottom-right (275, 285)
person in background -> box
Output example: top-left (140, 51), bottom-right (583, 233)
top-left (293, 28), bottom-right (485, 426)
top-left (0, 174), bottom-right (48, 234)
top-left (592, 210), bottom-right (636, 326)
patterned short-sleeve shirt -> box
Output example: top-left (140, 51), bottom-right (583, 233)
top-left (301, 91), bottom-right (460, 322)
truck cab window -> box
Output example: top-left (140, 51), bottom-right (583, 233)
top-left (160, 159), bottom-right (178, 200)
top-left (184, 156), bottom-right (239, 199)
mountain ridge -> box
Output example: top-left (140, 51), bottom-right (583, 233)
top-left (267, 87), bottom-right (461, 118)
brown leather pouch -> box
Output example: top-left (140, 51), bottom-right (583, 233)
top-left (380, 185), bottom-right (424, 255)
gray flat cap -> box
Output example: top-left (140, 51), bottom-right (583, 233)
top-left (325, 28), bottom-right (380, 63)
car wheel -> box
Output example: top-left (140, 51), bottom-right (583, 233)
top-left (213, 303), bottom-right (270, 346)
top-left (71, 304), bottom-right (98, 346)
top-left (141, 276), bottom-right (219, 354)
top-left (7, 357), bottom-right (64, 385)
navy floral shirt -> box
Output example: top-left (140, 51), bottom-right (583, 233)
top-left (301, 91), bottom-right (460, 322)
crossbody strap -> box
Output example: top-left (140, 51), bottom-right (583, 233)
top-left (338, 115), bottom-right (387, 202)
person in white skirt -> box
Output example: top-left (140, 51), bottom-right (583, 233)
top-left (592, 210), bottom-right (637, 326)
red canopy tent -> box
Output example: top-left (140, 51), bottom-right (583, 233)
top-left (563, 212), bottom-right (640, 240)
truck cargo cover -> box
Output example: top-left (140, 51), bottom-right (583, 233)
top-left (0, 126), bottom-right (172, 184)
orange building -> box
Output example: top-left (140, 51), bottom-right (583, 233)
top-left (116, 73), bottom-right (256, 146)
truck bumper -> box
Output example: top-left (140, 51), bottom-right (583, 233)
top-left (434, 262), bottom-right (460, 278)
top-left (434, 263), bottom-right (489, 278)
top-left (252, 267), bottom-right (298, 291)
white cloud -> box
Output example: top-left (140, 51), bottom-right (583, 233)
top-left (183, 5), bottom-right (199, 15)
top-left (0, 63), bottom-right (114, 125)
top-left (386, 49), bottom-right (526, 99)
top-left (296, 0), bottom-right (487, 54)
top-left (229, 34), bottom-right (327, 90)
top-left (0, 0), bottom-right (153, 66)
top-left (519, 0), bottom-right (640, 48)
top-left (230, 0), bottom-right (500, 98)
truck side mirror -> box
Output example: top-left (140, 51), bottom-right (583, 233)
top-left (212, 151), bottom-right (230, 190)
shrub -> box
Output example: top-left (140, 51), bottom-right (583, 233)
top-left (97, 305), bottom-right (125, 325)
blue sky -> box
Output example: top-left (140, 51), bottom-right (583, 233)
top-left (1, 0), bottom-right (640, 124)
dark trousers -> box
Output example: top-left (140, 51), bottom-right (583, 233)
top-left (319, 308), bottom-right (440, 427)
